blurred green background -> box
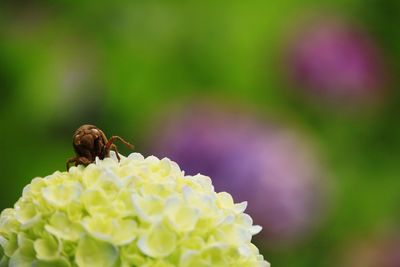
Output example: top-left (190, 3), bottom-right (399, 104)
top-left (0, 1), bottom-right (399, 266)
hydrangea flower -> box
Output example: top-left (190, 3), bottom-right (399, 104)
top-left (0, 152), bottom-right (269, 267)
top-left (152, 103), bottom-right (326, 245)
top-left (285, 16), bottom-right (387, 104)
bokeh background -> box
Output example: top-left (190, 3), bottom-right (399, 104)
top-left (1, 1), bottom-right (399, 266)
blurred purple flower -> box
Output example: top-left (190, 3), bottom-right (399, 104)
top-left (286, 17), bottom-right (387, 103)
top-left (152, 103), bottom-right (327, 244)
top-left (342, 234), bottom-right (400, 267)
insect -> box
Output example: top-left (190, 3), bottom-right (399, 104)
top-left (66, 124), bottom-right (134, 170)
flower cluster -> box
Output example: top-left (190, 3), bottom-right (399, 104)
top-left (153, 103), bottom-right (325, 244)
top-left (341, 233), bottom-right (400, 267)
top-left (286, 16), bottom-right (386, 104)
top-left (0, 153), bottom-right (269, 267)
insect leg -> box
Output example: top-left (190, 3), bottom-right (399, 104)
top-left (77, 157), bottom-right (91, 165)
top-left (66, 156), bottom-right (78, 171)
top-left (106, 136), bottom-right (134, 150)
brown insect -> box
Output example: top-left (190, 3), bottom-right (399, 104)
top-left (66, 124), bottom-right (134, 170)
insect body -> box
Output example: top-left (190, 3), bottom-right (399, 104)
top-left (66, 124), bottom-right (134, 170)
